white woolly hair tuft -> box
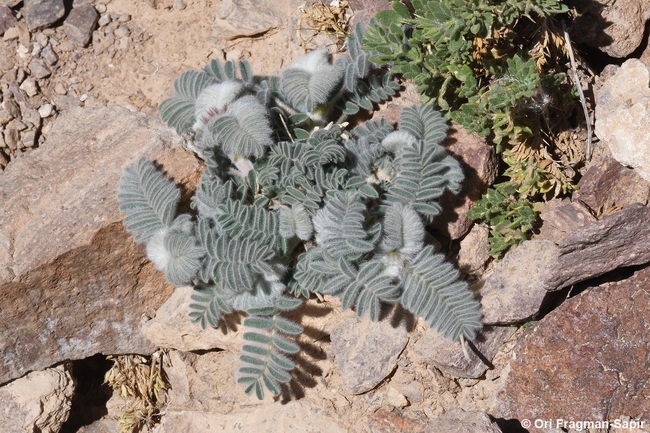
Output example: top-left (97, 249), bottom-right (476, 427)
top-left (288, 49), bottom-right (331, 74)
top-left (146, 228), bottom-right (171, 272)
top-left (381, 130), bottom-right (418, 154)
top-left (193, 81), bottom-right (245, 131)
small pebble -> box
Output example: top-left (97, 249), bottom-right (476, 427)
top-left (96, 4), bottom-right (107, 13)
top-left (35, 33), bottom-right (48, 47)
top-left (114, 26), bottom-right (130, 39)
top-left (97, 14), bottom-right (111, 27)
top-left (3, 27), bottom-right (19, 41)
top-left (41, 44), bottom-right (59, 66)
top-left (173, 0), bottom-right (186, 10)
top-left (19, 78), bottom-right (38, 97)
top-left (31, 42), bottom-right (42, 57)
top-left (54, 83), bottom-right (67, 95)
top-left (80, 94), bottom-right (88, 102)
top-left (38, 104), bottom-right (54, 118)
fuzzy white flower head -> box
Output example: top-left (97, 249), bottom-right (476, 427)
top-left (288, 49), bottom-right (331, 74)
top-left (146, 228), bottom-right (170, 272)
top-left (193, 81), bottom-right (245, 131)
top-left (381, 130), bottom-right (418, 154)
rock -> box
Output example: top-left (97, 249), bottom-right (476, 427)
top-left (480, 240), bottom-right (559, 324)
top-left (0, 5), bottom-right (17, 36)
top-left (41, 44), bottom-right (59, 65)
top-left (3, 98), bottom-right (19, 118)
top-left (536, 198), bottom-right (596, 244)
top-left (432, 122), bottom-right (498, 239)
top-left (413, 325), bottom-right (516, 379)
top-left (426, 408), bottom-right (503, 433)
top-left (0, 364), bottom-right (75, 433)
top-left (64, 4), bottom-right (100, 47)
top-left (0, 109), bottom-right (11, 125)
top-left (361, 408), bottom-right (428, 433)
top-left (24, 0), bottom-right (66, 32)
top-left (28, 58), bottom-right (52, 79)
top-left (494, 265), bottom-right (650, 430)
top-left (143, 286), bottom-right (242, 352)
top-left (457, 223), bottom-right (490, 275)
top-left (330, 311), bottom-right (409, 394)
top-left (570, 0), bottom-right (650, 57)
top-left (76, 419), bottom-right (119, 433)
top-left (349, 0), bottom-right (393, 29)
top-left (2, 24), bottom-right (17, 40)
top-left (19, 78), bottom-right (39, 98)
top-left (0, 0), bottom-right (21, 7)
top-left (548, 204), bottom-right (650, 290)
top-left (0, 106), bottom-right (201, 384)
top-left (154, 399), bottom-right (347, 433)
top-left (595, 59), bottom-right (650, 182)
top-left (38, 103), bottom-right (54, 118)
top-left (572, 156), bottom-right (650, 214)
top-left (0, 45), bottom-right (14, 71)
top-left (214, 0), bottom-right (301, 40)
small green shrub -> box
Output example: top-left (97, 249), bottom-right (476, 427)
top-left (117, 30), bottom-right (482, 400)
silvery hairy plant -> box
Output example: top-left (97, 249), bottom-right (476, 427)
top-left (118, 24), bottom-right (482, 400)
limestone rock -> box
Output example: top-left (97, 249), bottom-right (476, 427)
top-left (457, 223), bottom-right (490, 275)
top-left (143, 286), bottom-right (242, 352)
top-left (572, 156), bottom-right (650, 213)
top-left (426, 408), bottom-right (503, 433)
top-left (480, 240), bottom-right (559, 324)
top-left (536, 199), bottom-right (596, 244)
top-left (330, 311), bottom-right (408, 394)
top-left (413, 325), bottom-right (516, 379)
top-left (0, 364), bottom-right (75, 433)
top-left (214, 0), bottom-right (302, 40)
top-left (595, 59), bottom-right (650, 182)
top-left (494, 265), bottom-right (650, 430)
top-left (362, 408), bottom-right (428, 433)
top-left (64, 4), bottom-right (100, 47)
top-left (549, 204), bottom-right (650, 290)
top-left (570, 0), bottom-right (650, 57)
top-left (24, 0), bottom-right (66, 32)
top-left (0, 106), bottom-right (201, 384)
top-left (153, 399), bottom-right (347, 433)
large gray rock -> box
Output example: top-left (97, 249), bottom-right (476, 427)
top-left (413, 325), bottom-right (516, 378)
top-left (570, 0), bottom-right (650, 57)
top-left (494, 265), bottom-right (650, 431)
top-left (480, 240), bottom-right (559, 324)
top-left (595, 59), bottom-right (650, 182)
top-left (330, 311), bottom-right (408, 394)
top-left (0, 364), bottom-right (75, 433)
top-left (24, 0), bottom-right (66, 31)
top-left (214, 0), bottom-right (302, 40)
top-left (0, 106), bottom-right (200, 384)
top-left (64, 4), bottom-right (99, 47)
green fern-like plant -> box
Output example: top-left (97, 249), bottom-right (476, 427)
top-left (118, 41), bottom-right (482, 399)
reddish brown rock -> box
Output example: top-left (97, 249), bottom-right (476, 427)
top-left (0, 5), bottom-right (17, 36)
top-left (494, 265), bottom-right (650, 430)
top-left (549, 204), bottom-right (650, 290)
top-left (0, 106), bottom-right (201, 384)
top-left (536, 198), bottom-right (596, 244)
top-left (572, 156), bottom-right (650, 214)
top-left (570, 0), bottom-right (650, 57)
